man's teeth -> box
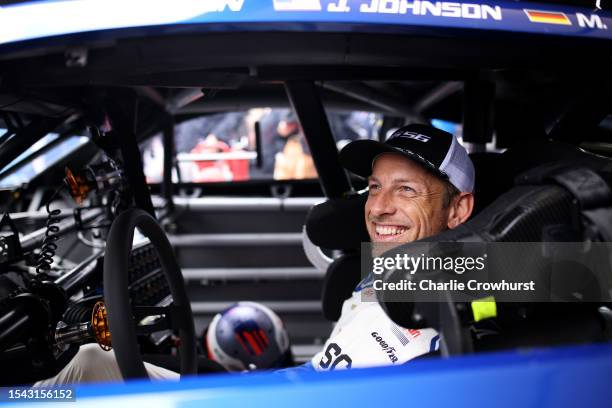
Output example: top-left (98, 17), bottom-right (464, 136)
top-left (375, 225), bottom-right (407, 236)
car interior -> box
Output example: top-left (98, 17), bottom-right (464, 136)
top-left (0, 17), bottom-right (612, 385)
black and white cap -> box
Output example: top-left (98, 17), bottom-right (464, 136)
top-left (339, 124), bottom-right (475, 193)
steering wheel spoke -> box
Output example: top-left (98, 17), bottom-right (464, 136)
top-left (133, 304), bottom-right (192, 335)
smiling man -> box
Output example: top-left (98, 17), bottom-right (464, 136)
top-left (309, 124), bottom-right (475, 371)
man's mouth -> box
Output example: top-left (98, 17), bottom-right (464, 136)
top-left (373, 224), bottom-right (408, 241)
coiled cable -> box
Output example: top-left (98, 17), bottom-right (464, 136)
top-left (35, 188), bottom-right (62, 275)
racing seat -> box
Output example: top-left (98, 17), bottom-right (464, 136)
top-left (380, 143), bottom-right (612, 353)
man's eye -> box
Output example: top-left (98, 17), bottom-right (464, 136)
top-left (368, 184), bottom-right (380, 191)
top-left (400, 186), bottom-right (416, 195)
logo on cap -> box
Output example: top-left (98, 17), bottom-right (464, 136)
top-left (396, 132), bottom-right (431, 143)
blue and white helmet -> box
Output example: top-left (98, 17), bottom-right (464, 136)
top-left (205, 301), bottom-right (292, 371)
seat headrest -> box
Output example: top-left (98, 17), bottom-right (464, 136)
top-left (419, 142), bottom-right (612, 244)
top-left (419, 184), bottom-right (576, 243)
top-left (469, 141), bottom-right (609, 215)
top-left (305, 193), bottom-right (369, 251)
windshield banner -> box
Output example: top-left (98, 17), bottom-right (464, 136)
top-left (0, 0), bottom-right (611, 45)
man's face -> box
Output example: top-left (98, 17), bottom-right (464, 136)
top-left (365, 153), bottom-right (450, 247)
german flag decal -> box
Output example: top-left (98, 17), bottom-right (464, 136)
top-left (524, 9), bottom-right (572, 25)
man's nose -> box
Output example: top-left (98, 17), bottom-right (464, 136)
top-left (368, 189), bottom-right (396, 217)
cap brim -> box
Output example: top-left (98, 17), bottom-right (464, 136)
top-left (339, 139), bottom-right (446, 179)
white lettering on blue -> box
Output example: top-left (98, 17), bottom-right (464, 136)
top-left (576, 13), bottom-right (607, 30)
top-left (360, 0), bottom-right (502, 21)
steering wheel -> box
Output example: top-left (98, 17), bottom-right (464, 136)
top-left (103, 208), bottom-right (197, 379)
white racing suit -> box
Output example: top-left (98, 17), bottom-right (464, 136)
top-left (309, 273), bottom-right (439, 371)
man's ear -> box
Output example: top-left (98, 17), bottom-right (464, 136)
top-left (447, 192), bottom-right (474, 229)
